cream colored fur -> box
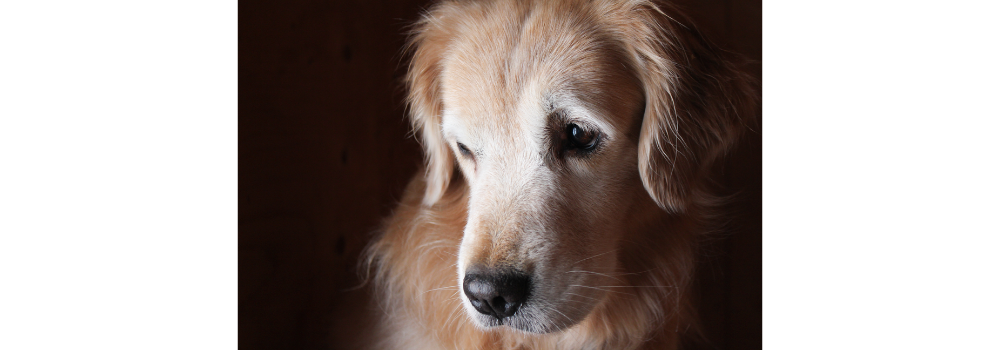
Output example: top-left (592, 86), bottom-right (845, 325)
top-left (362, 0), bottom-right (757, 349)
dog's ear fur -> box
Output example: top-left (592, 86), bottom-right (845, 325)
top-left (619, 1), bottom-right (758, 212)
top-left (405, 6), bottom-right (460, 206)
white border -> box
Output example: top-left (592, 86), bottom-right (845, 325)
top-left (765, 0), bottom-right (1000, 348)
top-left (0, 1), bottom-right (237, 348)
top-left (2, 0), bottom-right (999, 348)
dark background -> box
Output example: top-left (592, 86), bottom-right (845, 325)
top-left (239, 0), bottom-right (761, 349)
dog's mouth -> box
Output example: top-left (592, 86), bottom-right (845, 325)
top-left (468, 298), bottom-right (568, 334)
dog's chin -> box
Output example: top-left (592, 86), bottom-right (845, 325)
top-left (464, 303), bottom-right (585, 334)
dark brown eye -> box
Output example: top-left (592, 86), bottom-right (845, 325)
top-left (457, 142), bottom-right (472, 157)
top-left (566, 123), bottom-right (598, 151)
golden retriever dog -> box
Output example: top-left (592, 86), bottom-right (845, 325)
top-left (361, 0), bottom-right (757, 348)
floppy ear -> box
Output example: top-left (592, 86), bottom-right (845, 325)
top-left (621, 1), bottom-right (758, 213)
top-left (405, 9), bottom-right (458, 207)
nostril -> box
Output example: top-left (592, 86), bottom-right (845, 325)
top-left (463, 271), bottom-right (531, 320)
top-left (491, 296), bottom-right (506, 309)
top-left (489, 296), bottom-right (510, 315)
top-left (463, 275), bottom-right (497, 317)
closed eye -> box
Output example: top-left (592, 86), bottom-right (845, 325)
top-left (457, 142), bottom-right (473, 157)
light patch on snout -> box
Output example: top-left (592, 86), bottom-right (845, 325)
top-left (443, 83), bottom-right (639, 333)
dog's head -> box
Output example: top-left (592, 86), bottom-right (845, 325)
top-left (405, 0), bottom-right (755, 333)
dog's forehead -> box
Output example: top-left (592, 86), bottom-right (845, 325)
top-left (438, 7), bottom-right (638, 140)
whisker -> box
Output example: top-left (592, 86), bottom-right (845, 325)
top-left (568, 284), bottom-right (635, 296)
top-left (550, 306), bottom-right (573, 326)
top-left (564, 291), bottom-right (601, 302)
top-left (570, 250), bottom-right (618, 266)
top-left (565, 270), bottom-right (627, 283)
top-left (420, 285), bottom-right (457, 296)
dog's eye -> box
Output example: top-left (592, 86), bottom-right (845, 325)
top-left (566, 123), bottom-right (598, 151)
top-left (457, 142), bottom-right (472, 157)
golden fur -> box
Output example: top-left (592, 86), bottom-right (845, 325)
top-left (362, 0), bottom-right (757, 349)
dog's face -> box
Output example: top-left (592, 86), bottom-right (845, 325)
top-left (440, 13), bottom-right (645, 332)
top-left (405, 0), bottom-right (751, 334)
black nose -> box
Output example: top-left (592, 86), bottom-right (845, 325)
top-left (463, 271), bottom-right (531, 319)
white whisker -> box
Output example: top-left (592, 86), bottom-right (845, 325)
top-left (570, 249), bottom-right (618, 266)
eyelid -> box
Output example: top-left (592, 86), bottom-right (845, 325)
top-left (456, 142), bottom-right (473, 157)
